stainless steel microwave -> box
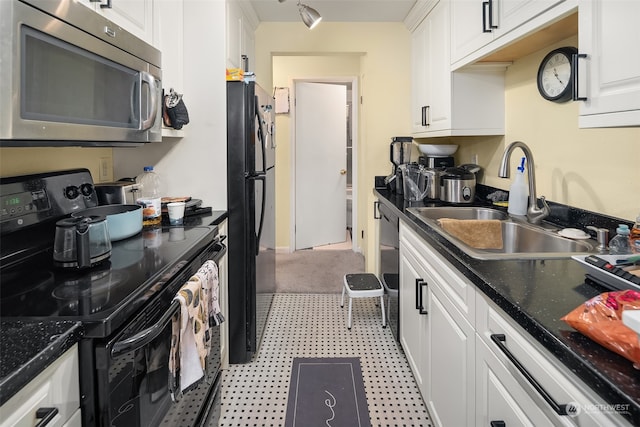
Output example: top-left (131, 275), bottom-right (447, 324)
top-left (0, 0), bottom-right (162, 147)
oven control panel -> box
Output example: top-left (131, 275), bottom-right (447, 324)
top-left (0, 169), bottom-right (98, 234)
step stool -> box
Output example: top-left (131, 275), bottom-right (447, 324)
top-left (340, 273), bottom-right (386, 330)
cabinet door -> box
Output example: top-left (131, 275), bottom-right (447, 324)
top-left (578, 0), bottom-right (640, 128)
top-left (496, 0), bottom-right (565, 36)
top-left (399, 246), bottom-right (429, 396)
top-left (450, 0), bottom-right (494, 64)
top-left (79, 0), bottom-right (154, 44)
top-left (451, 0), bottom-right (565, 65)
top-left (426, 282), bottom-right (475, 427)
top-left (424, 0), bottom-right (451, 133)
top-left (411, 0), bottom-right (450, 134)
top-left (411, 18), bottom-right (429, 134)
top-left (476, 336), bottom-right (555, 426)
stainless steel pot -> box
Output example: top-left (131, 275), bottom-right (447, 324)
top-left (440, 167), bottom-right (476, 204)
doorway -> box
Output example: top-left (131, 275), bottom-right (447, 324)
top-left (291, 78), bottom-right (358, 252)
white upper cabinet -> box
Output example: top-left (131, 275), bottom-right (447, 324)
top-left (451, 0), bottom-right (566, 66)
top-left (79, 0), bottom-right (154, 44)
top-left (578, 0), bottom-right (640, 128)
top-left (226, 1), bottom-right (258, 70)
top-left (411, 0), bottom-right (450, 134)
top-left (411, 0), bottom-right (505, 138)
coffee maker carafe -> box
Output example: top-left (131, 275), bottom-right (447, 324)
top-left (387, 136), bottom-right (413, 194)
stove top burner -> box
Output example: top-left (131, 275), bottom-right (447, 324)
top-left (1, 269), bottom-right (55, 299)
top-left (0, 225), bottom-right (217, 336)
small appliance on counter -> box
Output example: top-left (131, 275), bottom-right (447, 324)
top-left (386, 136), bottom-right (414, 194)
top-left (439, 164), bottom-right (481, 204)
top-left (419, 155), bottom-right (455, 169)
top-left (417, 144), bottom-right (457, 169)
top-left (95, 181), bottom-right (140, 205)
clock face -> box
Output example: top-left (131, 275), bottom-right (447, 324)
top-left (537, 47), bottom-right (577, 102)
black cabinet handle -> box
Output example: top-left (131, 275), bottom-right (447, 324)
top-left (35, 407), bottom-right (58, 427)
top-left (415, 278), bottom-right (423, 310)
top-left (418, 280), bottom-right (429, 315)
top-left (490, 334), bottom-right (569, 416)
top-left (490, 421), bottom-right (506, 427)
top-left (421, 106), bottom-right (430, 127)
top-left (100, 0), bottom-right (112, 8)
top-left (374, 201), bottom-right (381, 219)
top-left (482, 1), bottom-right (491, 32)
top-left (483, 0), bottom-right (498, 32)
top-left (415, 278), bottom-right (428, 314)
top-left (572, 53), bottom-right (588, 101)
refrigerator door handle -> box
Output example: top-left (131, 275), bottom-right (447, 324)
top-left (255, 98), bottom-right (267, 175)
top-left (254, 175), bottom-right (266, 256)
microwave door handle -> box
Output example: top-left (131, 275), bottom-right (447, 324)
top-left (139, 71), bottom-right (159, 131)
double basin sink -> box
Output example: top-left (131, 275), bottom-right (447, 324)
top-left (406, 206), bottom-right (595, 260)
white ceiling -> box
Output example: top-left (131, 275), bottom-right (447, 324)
top-left (249, 0), bottom-right (417, 23)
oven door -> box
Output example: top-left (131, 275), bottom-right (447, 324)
top-left (0, 0), bottom-right (162, 146)
top-left (94, 244), bottom-right (225, 427)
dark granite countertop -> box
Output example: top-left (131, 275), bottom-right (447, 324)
top-left (0, 320), bottom-right (83, 405)
top-left (375, 187), bottom-right (640, 425)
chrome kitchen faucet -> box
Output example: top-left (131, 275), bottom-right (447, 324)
top-left (499, 141), bottom-right (550, 224)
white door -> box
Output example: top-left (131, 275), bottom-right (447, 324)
top-left (295, 82), bottom-right (347, 250)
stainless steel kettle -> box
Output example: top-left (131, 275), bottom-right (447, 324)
top-left (53, 215), bottom-right (112, 269)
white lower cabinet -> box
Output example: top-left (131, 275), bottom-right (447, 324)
top-left (0, 345), bottom-right (80, 427)
top-left (399, 231), bottom-right (430, 397)
top-left (399, 219), bottom-right (633, 427)
top-left (426, 281), bottom-right (475, 427)
top-left (400, 221), bottom-right (475, 426)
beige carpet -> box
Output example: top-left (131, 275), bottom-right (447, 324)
top-left (275, 249), bottom-right (365, 293)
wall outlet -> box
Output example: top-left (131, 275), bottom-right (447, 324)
top-left (471, 154), bottom-right (479, 165)
top-left (99, 158), bottom-right (110, 182)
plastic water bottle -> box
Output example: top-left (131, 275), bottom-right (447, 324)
top-left (507, 157), bottom-right (528, 216)
top-left (609, 224), bottom-right (632, 255)
top-left (136, 166), bottom-right (162, 226)
top-left (630, 213), bottom-right (640, 253)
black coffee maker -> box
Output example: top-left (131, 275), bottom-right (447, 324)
top-left (385, 136), bottom-right (413, 194)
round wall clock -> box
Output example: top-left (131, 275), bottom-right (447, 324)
top-left (536, 46), bottom-right (578, 103)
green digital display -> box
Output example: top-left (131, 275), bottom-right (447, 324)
top-left (4, 196), bottom-right (22, 206)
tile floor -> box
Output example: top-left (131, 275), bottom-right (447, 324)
top-left (218, 293), bottom-right (432, 427)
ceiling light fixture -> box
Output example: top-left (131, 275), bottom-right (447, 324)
top-left (297, 0), bottom-right (322, 29)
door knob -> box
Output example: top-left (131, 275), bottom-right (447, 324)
top-left (340, 169), bottom-right (347, 175)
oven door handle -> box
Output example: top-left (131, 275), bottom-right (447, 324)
top-left (111, 299), bottom-right (180, 358)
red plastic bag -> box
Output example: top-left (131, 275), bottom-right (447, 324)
top-left (561, 290), bottom-right (640, 369)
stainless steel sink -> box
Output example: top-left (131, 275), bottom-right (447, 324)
top-left (406, 207), bottom-right (595, 260)
top-left (408, 206), bottom-right (510, 222)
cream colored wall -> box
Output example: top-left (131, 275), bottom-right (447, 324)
top-left (255, 23), bottom-right (412, 271)
top-left (452, 36), bottom-right (640, 222)
top-left (0, 148), bottom-right (114, 182)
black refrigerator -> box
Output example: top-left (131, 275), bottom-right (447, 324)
top-left (227, 80), bottom-right (276, 363)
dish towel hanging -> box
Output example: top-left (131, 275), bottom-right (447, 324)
top-left (169, 279), bottom-right (208, 400)
top-left (196, 260), bottom-right (225, 328)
